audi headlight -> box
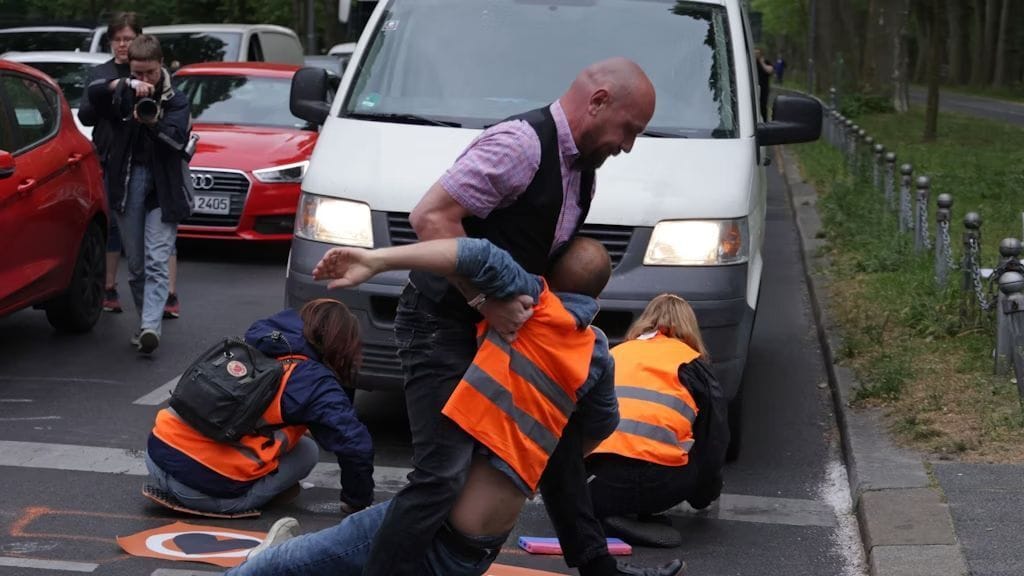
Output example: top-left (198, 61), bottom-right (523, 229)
top-left (295, 193), bottom-right (373, 247)
top-left (644, 218), bottom-right (748, 266)
top-left (253, 160), bottom-right (309, 183)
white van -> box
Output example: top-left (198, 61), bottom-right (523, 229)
top-left (287, 0), bottom-right (820, 448)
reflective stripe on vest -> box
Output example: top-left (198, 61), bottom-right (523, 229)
top-left (443, 283), bottom-right (594, 491)
top-left (591, 334), bottom-right (700, 467)
top-left (152, 356), bottom-right (309, 482)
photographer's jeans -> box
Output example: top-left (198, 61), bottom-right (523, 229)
top-left (223, 499), bottom-right (505, 576)
top-left (116, 164), bottom-right (177, 335)
top-left (144, 436), bottom-right (319, 515)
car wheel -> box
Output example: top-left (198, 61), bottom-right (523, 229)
top-left (46, 221), bottom-right (105, 333)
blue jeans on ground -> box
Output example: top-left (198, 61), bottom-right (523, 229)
top-left (145, 435), bottom-right (319, 514)
top-left (116, 164), bottom-right (177, 335)
top-left (223, 500), bottom-right (506, 576)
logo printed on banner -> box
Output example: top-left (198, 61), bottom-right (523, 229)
top-left (117, 521), bottom-right (266, 568)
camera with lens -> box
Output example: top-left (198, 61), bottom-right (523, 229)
top-left (134, 97), bottom-right (160, 123)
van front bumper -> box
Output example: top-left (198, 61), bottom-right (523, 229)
top-left (286, 232), bottom-right (755, 400)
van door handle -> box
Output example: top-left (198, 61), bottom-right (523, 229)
top-left (17, 179), bottom-right (36, 194)
top-left (67, 153), bottom-right (83, 166)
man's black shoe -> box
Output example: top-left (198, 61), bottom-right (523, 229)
top-left (616, 558), bottom-right (686, 576)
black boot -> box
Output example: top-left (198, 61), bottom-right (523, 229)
top-left (616, 558), bottom-right (686, 576)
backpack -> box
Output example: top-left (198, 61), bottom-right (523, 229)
top-left (169, 335), bottom-right (304, 443)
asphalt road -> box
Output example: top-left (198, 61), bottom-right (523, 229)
top-left (909, 86), bottom-right (1024, 126)
top-left (0, 164), bottom-right (865, 576)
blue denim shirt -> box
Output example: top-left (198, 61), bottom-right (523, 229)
top-left (454, 238), bottom-right (620, 493)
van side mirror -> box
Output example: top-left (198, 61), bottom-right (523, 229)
top-left (756, 94), bottom-right (822, 147)
top-left (290, 67), bottom-right (332, 126)
top-left (0, 150), bottom-right (15, 179)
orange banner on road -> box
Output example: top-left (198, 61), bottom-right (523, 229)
top-left (486, 564), bottom-right (567, 575)
top-left (116, 521), bottom-right (265, 568)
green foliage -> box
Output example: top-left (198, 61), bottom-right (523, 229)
top-left (751, 0), bottom-right (808, 41)
top-left (838, 92), bottom-right (895, 117)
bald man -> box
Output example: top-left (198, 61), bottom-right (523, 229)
top-left (225, 237), bottom-right (684, 576)
top-left (361, 58), bottom-right (658, 576)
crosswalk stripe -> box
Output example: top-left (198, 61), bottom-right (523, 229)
top-left (0, 556), bottom-right (97, 572)
top-left (0, 440), bottom-right (837, 528)
top-left (132, 375), bottom-right (181, 406)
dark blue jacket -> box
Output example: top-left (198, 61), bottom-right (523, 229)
top-left (148, 309), bottom-right (375, 508)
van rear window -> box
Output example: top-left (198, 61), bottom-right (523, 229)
top-left (343, 0), bottom-right (738, 138)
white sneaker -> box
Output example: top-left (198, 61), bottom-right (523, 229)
top-left (246, 517), bottom-right (300, 561)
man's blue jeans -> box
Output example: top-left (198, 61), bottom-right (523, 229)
top-left (222, 500), bottom-right (506, 576)
top-left (116, 164), bottom-right (176, 335)
top-left (145, 436), bottom-right (319, 515)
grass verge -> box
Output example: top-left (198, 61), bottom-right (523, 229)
top-left (795, 106), bottom-right (1024, 461)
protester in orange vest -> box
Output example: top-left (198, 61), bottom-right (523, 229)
top-left (587, 294), bottom-right (730, 547)
top-left (145, 299), bottom-right (375, 517)
top-left (224, 237), bottom-right (686, 576)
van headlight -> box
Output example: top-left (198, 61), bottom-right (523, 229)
top-left (644, 218), bottom-right (748, 266)
top-left (295, 193), bottom-right (373, 247)
top-left (253, 160), bottom-right (309, 183)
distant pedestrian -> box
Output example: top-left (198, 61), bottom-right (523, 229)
top-left (775, 55), bottom-right (786, 83)
top-left (754, 48), bottom-right (774, 120)
top-left (84, 34), bottom-right (190, 353)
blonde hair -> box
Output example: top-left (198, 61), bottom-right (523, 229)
top-left (625, 293), bottom-right (709, 360)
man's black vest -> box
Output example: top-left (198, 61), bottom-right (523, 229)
top-left (408, 105), bottom-right (595, 317)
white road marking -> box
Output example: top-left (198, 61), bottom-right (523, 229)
top-left (133, 375), bottom-right (181, 406)
top-left (150, 569), bottom-right (219, 575)
top-left (0, 416), bottom-right (61, 422)
top-left (0, 556), bottom-right (97, 572)
top-left (819, 457), bottom-right (868, 576)
top-left (0, 399), bottom-right (33, 403)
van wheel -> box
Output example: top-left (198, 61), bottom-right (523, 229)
top-left (725, 390), bottom-right (743, 462)
top-left (46, 221), bottom-right (105, 333)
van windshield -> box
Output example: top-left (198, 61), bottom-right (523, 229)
top-left (343, 0), bottom-right (737, 138)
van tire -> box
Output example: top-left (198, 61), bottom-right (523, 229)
top-left (725, 391), bottom-right (743, 462)
top-left (46, 221), bottom-right (105, 333)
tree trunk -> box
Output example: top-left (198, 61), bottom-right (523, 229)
top-left (913, 14), bottom-right (929, 84)
top-left (945, 0), bottom-right (965, 84)
top-left (968, 0), bottom-right (986, 85)
top-left (991, 0), bottom-right (1009, 85)
top-left (893, 0), bottom-right (913, 112)
top-left (861, 0), bottom-right (880, 93)
top-left (982, 0), bottom-right (998, 83)
top-left (924, 0), bottom-right (944, 142)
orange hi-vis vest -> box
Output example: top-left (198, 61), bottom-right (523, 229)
top-left (442, 282), bottom-right (596, 491)
top-left (591, 334), bottom-right (700, 467)
top-left (151, 356), bottom-right (309, 482)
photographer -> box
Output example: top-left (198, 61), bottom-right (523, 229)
top-left (86, 34), bottom-right (191, 354)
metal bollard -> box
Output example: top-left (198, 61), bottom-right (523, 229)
top-left (847, 122), bottom-right (858, 173)
top-left (999, 237), bottom-right (1023, 267)
top-left (830, 87), bottom-right (837, 110)
top-left (873, 144), bottom-right (885, 193)
top-left (996, 270), bottom-right (1024, 379)
top-left (935, 193), bottom-right (953, 287)
top-left (884, 152), bottom-right (897, 211)
top-left (899, 164), bottom-right (913, 232)
top-left (961, 213), bottom-right (983, 322)
top-left (917, 176), bottom-right (933, 252)
top-left (862, 134), bottom-right (873, 182)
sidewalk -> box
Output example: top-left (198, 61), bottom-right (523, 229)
top-left (777, 145), bottom-right (975, 576)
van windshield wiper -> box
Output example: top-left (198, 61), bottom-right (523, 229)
top-left (641, 129), bottom-right (687, 138)
top-left (347, 112), bottom-right (461, 128)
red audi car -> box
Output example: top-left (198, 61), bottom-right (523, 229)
top-left (0, 59), bottom-right (107, 331)
top-left (173, 62), bottom-right (328, 241)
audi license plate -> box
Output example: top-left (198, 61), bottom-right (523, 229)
top-left (193, 194), bottom-right (231, 215)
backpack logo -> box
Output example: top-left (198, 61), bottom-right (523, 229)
top-left (226, 360), bottom-right (248, 378)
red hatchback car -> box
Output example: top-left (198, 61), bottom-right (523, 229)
top-left (173, 63), bottom-right (326, 241)
top-left (0, 59), bottom-right (107, 331)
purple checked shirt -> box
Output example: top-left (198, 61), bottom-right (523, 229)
top-left (438, 101), bottom-right (594, 254)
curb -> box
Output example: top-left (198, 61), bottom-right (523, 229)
top-left (776, 146), bottom-right (969, 576)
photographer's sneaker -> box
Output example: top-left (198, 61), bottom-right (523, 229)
top-left (163, 293), bottom-right (180, 319)
top-left (138, 329), bottom-right (159, 354)
top-left (246, 517), bottom-right (300, 562)
top-left (103, 286), bottom-right (123, 313)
